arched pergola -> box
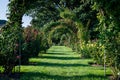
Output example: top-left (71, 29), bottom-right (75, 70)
top-left (1, 0), bottom-right (39, 74)
top-left (43, 19), bottom-right (80, 50)
top-left (1, 0), bottom-right (84, 74)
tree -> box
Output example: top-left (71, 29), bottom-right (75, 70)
top-left (91, 0), bottom-right (120, 79)
top-left (29, 0), bottom-right (60, 27)
top-left (21, 26), bottom-right (41, 64)
top-left (0, 0), bottom-right (39, 75)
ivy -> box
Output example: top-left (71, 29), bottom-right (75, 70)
top-left (91, 0), bottom-right (120, 79)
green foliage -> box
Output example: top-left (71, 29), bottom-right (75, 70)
top-left (60, 8), bottom-right (76, 20)
top-left (20, 26), bottom-right (41, 64)
top-left (29, 0), bottom-right (98, 41)
top-left (80, 42), bottom-right (91, 58)
top-left (80, 41), bottom-right (98, 60)
top-left (27, 0), bottom-right (60, 28)
top-left (2, 0), bottom-right (119, 79)
top-left (91, 0), bottom-right (120, 79)
top-left (0, 0), bottom-right (39, 73)
top-left (43, 11), bottom-right (81, 50)
top-left (80, 47), bottom-right (90, 58)
top-left (0, 0), bottom-right (40, 74)
top-left (0, 0), bottom-right (27, 75)
top-left (73, 0), bottom-right (98, 40)
top-left (89, 41), bottom-right (104, 65)
top-left (0, 23), bottom-right (20, 74)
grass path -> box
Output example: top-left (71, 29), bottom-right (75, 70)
top-left (20, 46), bottom-right (110, 80)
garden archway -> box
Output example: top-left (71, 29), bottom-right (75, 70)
top-left (1, 0), bottom-right (84, 75)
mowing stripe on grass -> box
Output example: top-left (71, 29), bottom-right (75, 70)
top-left (20, 46), bottom-right (110, 80)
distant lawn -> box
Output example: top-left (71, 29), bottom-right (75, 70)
top-left (19, 46), bottom-right (111, 80)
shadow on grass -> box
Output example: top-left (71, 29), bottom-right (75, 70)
top-left (0, 72), bottom-right (20, 80)
top-left (39, 56), bottom-right (80, 60)
top-left (21, 72), bottom-right (108, 80)
top-left (29, 62), bottom-right (89, 67)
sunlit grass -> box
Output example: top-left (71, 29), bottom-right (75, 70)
top-left (20, 46), bottom-right (111, 80)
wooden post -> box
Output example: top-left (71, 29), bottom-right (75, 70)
top-left (104, 49), bottom-right (106, 76)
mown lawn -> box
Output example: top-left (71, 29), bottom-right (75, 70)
top-left (20, 46), bottom-right (111, 80)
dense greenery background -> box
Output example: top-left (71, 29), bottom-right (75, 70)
top-left (0, 0), bottom-right (120, 79)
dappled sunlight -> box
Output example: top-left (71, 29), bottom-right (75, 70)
top-left (20, 46), bottom-right (110, 80)
top-left (47, 46), bottom-right (74, 54)
top-left (1, 0), bottom-right (118, 79)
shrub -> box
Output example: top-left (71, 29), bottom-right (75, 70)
top-left (0, 25), bottom-right (19, 75)
top-left (80, 41), bottom-right (104, 65)
top-left (89, 41), bottom-right (104, 65)
top-left (80, 41), bottom-right (93, 58)
top-left (21, 26), bottom-right (41, 64)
